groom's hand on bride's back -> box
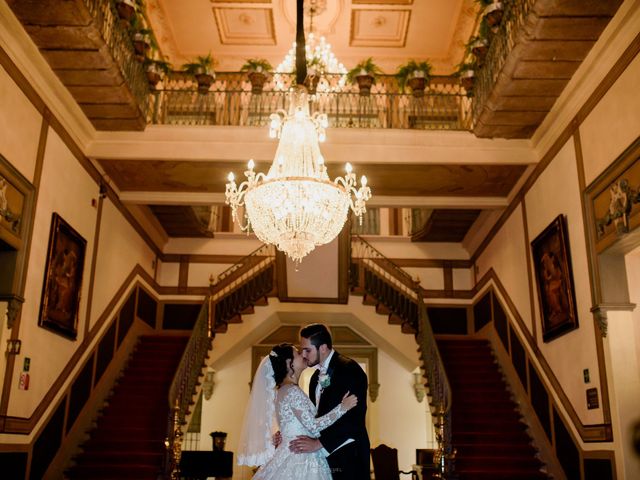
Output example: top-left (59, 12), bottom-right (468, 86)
top-left (272, 431), bottom-right (282, 448)
top-left (289, 436), bottom-right (322, 454)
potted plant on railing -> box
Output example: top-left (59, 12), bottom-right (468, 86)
top-left (144, 58), bottom-right (171, 88)
top-left (346, 57), bottom-right (383, 96)
top-left (132, 28), bottom-right (154, 60)
top-left (304, 56), bottom-right (324, 95)
top-left (183, 53), bottom-right (216, 94)
top-left (396, 60), bottom-right (432, 98)
top-left (241, 58), bottom-right (273, 94)
top-left (467, 35), bottom-right (489, 66)
top-left (456, 62), bottom-right (476, 95)
top-left (476, 0), bottom-right (504, 28)
top-left (115, 0), bottom-right (137, 21)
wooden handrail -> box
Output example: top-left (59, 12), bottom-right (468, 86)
top-left (351, 235), bottom-right (453, 476)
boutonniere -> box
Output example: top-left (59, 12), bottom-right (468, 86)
top-left (318, 372), bottom-right (331, 389)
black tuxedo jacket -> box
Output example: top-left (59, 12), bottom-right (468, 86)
top-left (309, 351), bottom-right (370, 461)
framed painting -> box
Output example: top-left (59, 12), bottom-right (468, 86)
top-left (531, 215), bottom-right (579, 342)
top-left (38, 213), bottom-right (86, 340)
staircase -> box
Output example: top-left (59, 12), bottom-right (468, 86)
top-left (437, 338), bottom-right (549, 480)
top-left (67, 335), bottom-right (188, 480)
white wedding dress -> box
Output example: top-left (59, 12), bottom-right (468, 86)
top-left (252, 384), bottom-right (347, 480)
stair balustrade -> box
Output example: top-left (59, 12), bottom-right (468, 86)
top-left (351, 236), bottom-right (454, 478)
top-left (163, 243), bottom-right (276, 479)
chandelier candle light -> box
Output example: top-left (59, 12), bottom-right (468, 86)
top-left (225, 86), bottom-right (371, 262)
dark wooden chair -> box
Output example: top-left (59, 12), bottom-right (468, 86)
top-left (370, 444), bottom-right (417, 480)
top-left (415, 449), bottom-right (439, 479)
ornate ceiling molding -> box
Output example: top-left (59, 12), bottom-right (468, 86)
top-left (213, 7), bottom-right (277, 45)
top-left (350, 9), bottom-right (411, 48)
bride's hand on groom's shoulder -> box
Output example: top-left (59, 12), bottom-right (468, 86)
top-left (341, 391), bottom-right (358, 411)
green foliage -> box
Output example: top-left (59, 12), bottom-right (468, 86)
top-left (395, 60), bottom-right (432, 91)
top-left (241, 58), bottom-right (273, 73)
top-left (346, 58), bottom-right (384, 84)
top-left (455, 61), bottom-right (476, 77)
top-left (182, 53), bottom-right (216, 75)
top-left (144, 58), bottom-right (172, 74)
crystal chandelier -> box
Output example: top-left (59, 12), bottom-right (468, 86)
top-left (224, 0), bottom-right (370, 263)
top-left (225, 86), bottom-right (371, 262)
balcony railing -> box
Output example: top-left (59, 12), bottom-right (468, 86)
top-left (83, 0), bottom-right (150, 117)
top-left (148, 72), bottom-right (472, 131)
top-left (472, 0), bottom-right (536, 123)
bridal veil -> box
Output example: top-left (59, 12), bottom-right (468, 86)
top-left (237, 355), bottom-right (278, 466)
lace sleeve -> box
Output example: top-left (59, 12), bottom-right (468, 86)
top-left (287, 387), bottom-right (347, 436)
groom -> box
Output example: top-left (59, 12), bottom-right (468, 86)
top-left (289, 324), bottom-right (370, 480)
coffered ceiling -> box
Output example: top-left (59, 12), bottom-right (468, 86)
top-left (146, 0), bottom-right (477, 73)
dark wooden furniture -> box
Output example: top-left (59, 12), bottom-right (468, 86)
top-left (370, 444), bottom-right (417, 480)
top-left (415, 448), bottom-right (439, 479)
top-left (179, 450), bottom-right (233, 480)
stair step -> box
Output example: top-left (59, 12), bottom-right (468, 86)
top-left (437, 338), bottom-right (547, 479)
top-left (67, 463), bottom-right (161, 479)
top-left (456, 456), bottom-right (543, 470)
top-left (89, 424), bottom-right (166, 437)
top-left (74, 451), bottom-right (163, 466)
top-left (81, 439), bottom-right (165, 452)
top-left (456, 469), bottom-right (549, 480)
top-left (453, 430), bottom-right (532, 444)
top-left (455, 443), bottom-right (537, 457)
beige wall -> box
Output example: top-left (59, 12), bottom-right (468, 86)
top-left (9, 127), bottom-right (98, 418)
top-left (89, 200), bottom-right (155, 328)
top-left (476, 203), bottom-right (533, 333)
top-left (0, 65), bottom-right (41, 182)
top-left (581, 54), bottom-right (640, 186)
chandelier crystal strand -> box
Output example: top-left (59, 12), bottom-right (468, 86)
top-left (225, 87), bottom-right (371, 262)
top-left (275, 33), bottom-right (347, 92)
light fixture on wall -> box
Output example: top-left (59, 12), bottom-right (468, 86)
top-left (225, 0), bottom-right (371, 263)
top-left (202, 369), bottom-right (215, 400)
top-left (413, 369), bottom-right (426, 403)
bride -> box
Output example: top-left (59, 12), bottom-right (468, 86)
top-left (237, 343), bottom-right (358, 479)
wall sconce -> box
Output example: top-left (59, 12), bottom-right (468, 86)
top-left (6, 339), bottom-right (21, 355)
top-left (413, 370), bottom-right (426, 403)
top-left (203, 369), bottom-right (215, 400)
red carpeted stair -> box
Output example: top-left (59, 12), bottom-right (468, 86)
top-left (437, 338), bottom-right (550, 480)
top-left (67, 335), bottom-right (188, 480)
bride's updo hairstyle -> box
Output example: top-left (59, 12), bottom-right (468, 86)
top-left (269, 343), bottom-right (294, 387)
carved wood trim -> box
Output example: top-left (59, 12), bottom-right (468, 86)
top-left (84, 195), bottom-right (104, 338)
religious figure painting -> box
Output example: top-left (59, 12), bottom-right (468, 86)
top-left (38, 213), bottom-right (86, 340)
top-left (531, 215), bottom-right (579, 342)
